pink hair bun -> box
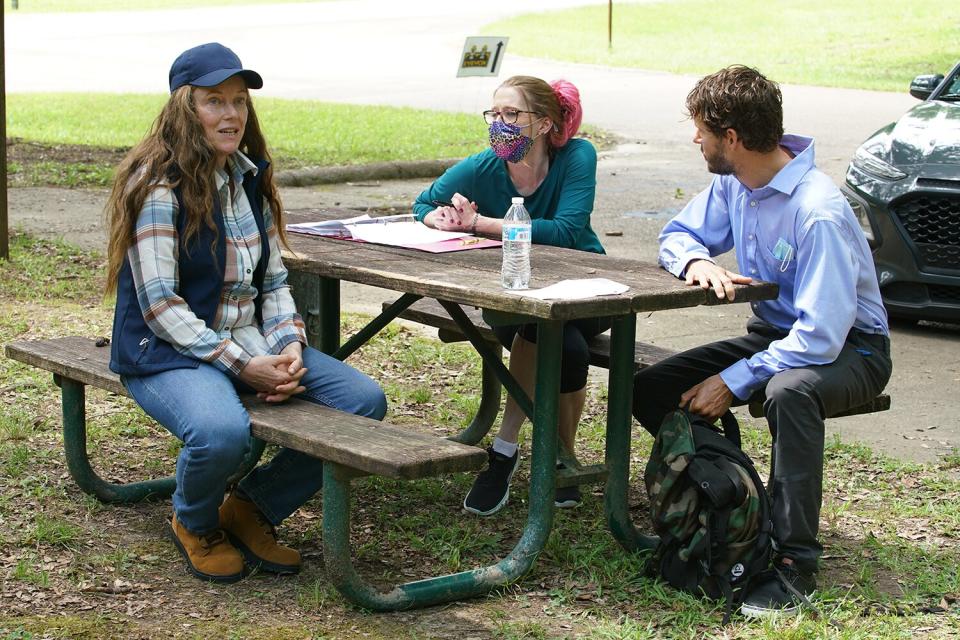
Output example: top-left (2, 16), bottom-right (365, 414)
top-left (550, 79), bottom-right (583, 147)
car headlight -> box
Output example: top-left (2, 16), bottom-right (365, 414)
top-left (852, 147), bottom-right (907, 181)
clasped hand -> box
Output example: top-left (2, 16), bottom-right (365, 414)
top-left (685, 259), bottom-right (753, 301)
top-left (428, 192), bottom-right (477, 231)
top-left (238, 342), bottom-right (307, 403)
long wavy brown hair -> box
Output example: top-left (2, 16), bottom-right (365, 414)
top-left (104, 84), bottom-right (286, 295)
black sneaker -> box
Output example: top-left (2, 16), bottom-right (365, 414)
top-left (554, 463), bottom-right (582, 508)
top-left (740, 560), bottom-right (817, 619)
top-left (463, 447), bottom-right (519, 516)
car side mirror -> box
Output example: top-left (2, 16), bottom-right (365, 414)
top-left (909, 74), bottom-right (944, 100)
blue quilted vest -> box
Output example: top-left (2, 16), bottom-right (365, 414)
top-left (109, 159), bottom-right (270, 376)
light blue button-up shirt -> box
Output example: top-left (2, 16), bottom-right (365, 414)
top-left (658, 135), bottom-right (889, 400)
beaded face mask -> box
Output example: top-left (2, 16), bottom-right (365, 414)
top-left (489, 120), bottom-right (537, 163)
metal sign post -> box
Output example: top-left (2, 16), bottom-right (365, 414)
top-left (1, 1), bottom-right (8, 260)
top-left (608, 0), bottom-right (613, 49)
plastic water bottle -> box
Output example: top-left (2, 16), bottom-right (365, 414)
top-left (501, 197), bottom-right (532, 289)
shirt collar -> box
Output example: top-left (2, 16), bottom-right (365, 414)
top-left (214, 151), bottom-right (258, 191)
top-left (764, 134), bottom-right (815, 195)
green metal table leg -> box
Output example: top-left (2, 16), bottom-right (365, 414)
top-left (317, 277), bottom-right (341, 354)
top-left (60, 378), bottom-right (174, 503)
top-left (288, 270), bottom-right (340, 354)
top-left (320, 320), bottom-right (563, 610)
top-left (604, 314), bottom-right (658, 552)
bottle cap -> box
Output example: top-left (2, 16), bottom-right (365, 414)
top-left (511, 197), bottom-right (524, 204)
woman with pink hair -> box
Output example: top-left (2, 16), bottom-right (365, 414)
top-left (413, 76), bottom-right (605, 516)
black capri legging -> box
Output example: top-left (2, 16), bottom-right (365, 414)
top-left (488, 316), bottom-right (612, 393)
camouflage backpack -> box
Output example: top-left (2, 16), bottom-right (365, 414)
top-left (643, 410), bottom-right (773, 622)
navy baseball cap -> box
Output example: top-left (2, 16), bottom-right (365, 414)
top-left (168, 42), bottom-right (263, 93)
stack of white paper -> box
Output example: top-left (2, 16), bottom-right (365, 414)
top-left (506, 278), bottom-right (630, 300)
top-left (286, 215), bottom-right (470, 245)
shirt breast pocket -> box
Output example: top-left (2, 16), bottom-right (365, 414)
top-left (760, 236), bottom-right (797, 276)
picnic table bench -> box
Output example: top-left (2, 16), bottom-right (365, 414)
top-left (384, 297), bottom-right (891, 438)
top-left (3, 336), bottom-right (488, 609)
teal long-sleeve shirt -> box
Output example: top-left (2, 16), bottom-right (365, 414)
top-left (412, 138), bottom-right (604, 254)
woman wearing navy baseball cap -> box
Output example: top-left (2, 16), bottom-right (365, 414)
top-left (104, 43), bottom-right (387, 583)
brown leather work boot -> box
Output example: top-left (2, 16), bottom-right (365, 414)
top-left (219, 492), bottom-right (301, 574)
top-left (168, 513), bottom-right (244, 583)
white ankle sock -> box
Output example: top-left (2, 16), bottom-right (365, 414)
top-left (492, 437), bottom-right (518, 458)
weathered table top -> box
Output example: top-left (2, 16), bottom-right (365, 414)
top-left (282, 208), bottom-right (778, 321)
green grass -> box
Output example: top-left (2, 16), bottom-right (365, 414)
top-left (12, 557), bottom-right (49, 587)
top-left (0, 233), bottom-right (105, 302)
top-left (23, 515), bottom-right (81, 548)
top-left (5, 0), bottom-right (322, 11)
top-left (6, 94), bottom-right (612, 188)
top-left (7, 93), bottom-right (487, 169)
top-left (483, 0), bottom-right (959, 91)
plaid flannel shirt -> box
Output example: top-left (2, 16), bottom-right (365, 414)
top-left (126, 151), bottom-right (306, 376)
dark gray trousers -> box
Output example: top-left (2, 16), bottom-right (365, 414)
top-left (632, 317), bottom-right (892, 572)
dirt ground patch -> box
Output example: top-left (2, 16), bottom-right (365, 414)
top-left (6, 138), bottom-right (126, 188)
top-left (7, 138), bottom-right (128, 168)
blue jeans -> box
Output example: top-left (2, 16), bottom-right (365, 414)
top-left (122, 346), bottom-right (387, 534)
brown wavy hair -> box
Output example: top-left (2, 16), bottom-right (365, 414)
top-left (685, 65), bottom-right (783, 153)
top-left (104, 85), bottom-right (286, 295)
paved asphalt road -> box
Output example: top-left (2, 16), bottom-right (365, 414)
top-left (6, 2), bottom-right (958, 463)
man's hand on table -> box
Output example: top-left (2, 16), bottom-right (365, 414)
top-left (684, 259), bottom-right (752, 301)
top-left (679, 374), bottom-right (734, 422)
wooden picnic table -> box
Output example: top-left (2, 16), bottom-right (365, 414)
top-left (281, 207), bottom-right (779, 610)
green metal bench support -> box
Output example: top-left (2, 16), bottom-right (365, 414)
top-left (57, 375), bottom-right (265, 504)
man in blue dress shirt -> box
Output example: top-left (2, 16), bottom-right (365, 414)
top-left (632, 66), bottom-right (892, 618)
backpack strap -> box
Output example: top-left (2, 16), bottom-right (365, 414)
top-left (718, 577), bottom-right (736, 625)
top-left (719, 410), bottom-right (742, 449)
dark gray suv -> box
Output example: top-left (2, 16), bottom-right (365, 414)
top-left (843, 61), bottom-right (960, 323)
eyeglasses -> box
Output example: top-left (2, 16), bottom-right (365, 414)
top-left (483, 109), bottom-right (541, 125)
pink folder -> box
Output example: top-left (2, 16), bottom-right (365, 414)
top-left (288, 228), bottom-right (501, 253)
top-left (396, 237), bottom-right (502, 253)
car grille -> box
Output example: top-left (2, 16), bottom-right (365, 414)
top-left (890, 194), bottom-right (960, 270)
top-left (882, 282), bottom-right (960, 306)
